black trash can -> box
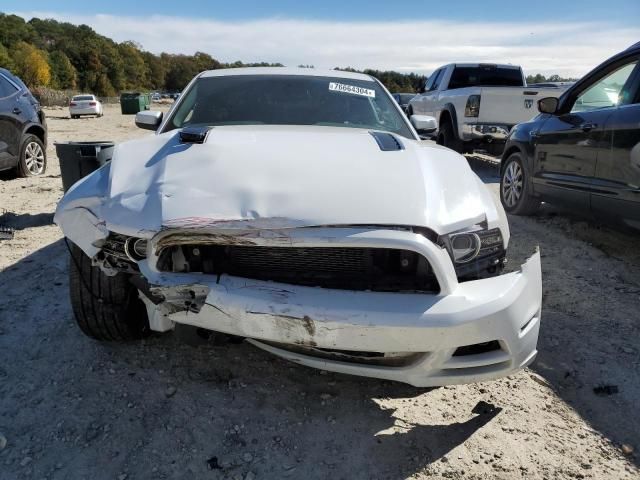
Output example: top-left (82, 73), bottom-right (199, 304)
top-left (55, 141), bottom-right (115, 192)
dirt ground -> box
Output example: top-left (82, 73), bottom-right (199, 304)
top-left (0, 104), bottom-right (638, 480)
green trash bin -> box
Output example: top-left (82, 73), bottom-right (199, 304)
top-left (120, 92), bottom-right (150, 115)
top-left (55, 141), bottom-right (115, 192)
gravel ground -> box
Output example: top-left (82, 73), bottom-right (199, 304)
top-left (0, 104), bottom-right (638, 480)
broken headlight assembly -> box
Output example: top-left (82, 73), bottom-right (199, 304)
top-left (438, 226), bottom-right (506, 280)
top-left (93, 232), bottom-right (148, 274)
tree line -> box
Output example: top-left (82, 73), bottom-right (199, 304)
top-left (0, 13), bottom-right (429, 96)
top-left (0, 13), bottom-right (286, 96)
top-left (525, 73), bottom-right (577, 84)
top-left (0, 13), bottom-right (577, 96)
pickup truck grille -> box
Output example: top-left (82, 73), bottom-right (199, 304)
top-left (157, 244), bottom-right (440, 293)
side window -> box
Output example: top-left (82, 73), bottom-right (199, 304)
top-left (0, 75), bottom-right (19, 99)
top-left (429, 69), bottom-right (444, 92)
top-left (424, 69), bottom-right (441, 92)
top-left (571, 61), bottom-right (638, 113)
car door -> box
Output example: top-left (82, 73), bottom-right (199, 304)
top-left (590, 59), bottom-right (640, 227)
top-left (532, 60), bottom-right (639, 212)
top-left (421, 68), bottom-right (444, 118)
top-left (0, 73), bottom-right (22, 169)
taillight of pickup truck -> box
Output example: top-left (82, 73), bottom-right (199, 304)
top-left (465, 95), bottom-right (481, 117)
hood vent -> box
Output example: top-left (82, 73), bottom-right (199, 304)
top-left (179, 126), bottom-right (212, 144)
top-left (369, 131), bottom-right (404, 151)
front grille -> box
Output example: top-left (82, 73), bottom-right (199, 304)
top-left (157, 244), bottom-right (440, 293)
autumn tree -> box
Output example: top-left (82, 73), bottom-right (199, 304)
top-left (11, 41), bottom-right (51, 87)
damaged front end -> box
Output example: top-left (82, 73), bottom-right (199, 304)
top-left (58, 205), bottom-right (541, 387)
top-left (54, 131), bottom-right (541, 386)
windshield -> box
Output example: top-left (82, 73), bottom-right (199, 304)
top-left (163, 74), bottom-right (414, 139)
top-left (73, 95), bottom-right (94, 101)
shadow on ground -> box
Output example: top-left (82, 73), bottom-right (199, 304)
top-left (0, 211), bottom-right (54, 229)
top-left (0, 239), bottom-right (503, 479)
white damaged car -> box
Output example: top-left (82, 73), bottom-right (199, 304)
top-left (55, 68), bottom-right (542, 387)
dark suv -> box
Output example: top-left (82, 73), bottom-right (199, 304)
top-left (0, 68), bottom-right (47, 177)
top-left (499, 42), bottom-right (640, 228)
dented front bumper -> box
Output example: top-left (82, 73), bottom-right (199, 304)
top-left (138, 228), bottom-right (541, 387)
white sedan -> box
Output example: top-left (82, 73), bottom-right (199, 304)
top-left (69, 94), bottom-right (103, 118)
top-left (55, 68), bottom-right (542, 387)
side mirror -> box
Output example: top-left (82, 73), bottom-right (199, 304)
top-left (538, 97), bottom-right (559, 114)
top-left (410, 114), bottom-right (437, 133)
top-left (135, 110), bottom-right (163, 131)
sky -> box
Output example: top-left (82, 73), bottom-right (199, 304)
top-left (5, 0), bottom-right (640, 77)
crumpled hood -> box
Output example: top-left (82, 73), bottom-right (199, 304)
top-left (55, 125), bottom-right (501, 244)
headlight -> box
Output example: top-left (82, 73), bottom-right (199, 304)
top-left (450, 232), bottom-right (481, 263)
top-left (440, 227), bottom-right (504, 264)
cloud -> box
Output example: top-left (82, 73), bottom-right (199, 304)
top-left (12, 11), bottom-right (638, 77)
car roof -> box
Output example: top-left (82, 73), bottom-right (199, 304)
top-left (198, 67), bottom-right (375, 82)
top-left (626, 41), bottom-right (640, 52)
top-left (449, 63), bottom-right (520, 69)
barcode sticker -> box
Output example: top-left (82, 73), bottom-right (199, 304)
top-left (329, 82), bottom-right (375, 98)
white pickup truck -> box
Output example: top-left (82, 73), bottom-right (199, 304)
top-left (407, 63), bottom-right (564, 155)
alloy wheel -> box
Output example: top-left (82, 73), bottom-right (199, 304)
top-left (502, 161), bottom-right (523, 208)
top-left (24, 141), bottom-right (45, 175)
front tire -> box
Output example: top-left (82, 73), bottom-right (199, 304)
top-left (500, 153), bottom-right (540, 215)
top-left (17, 134), bottom-right (46, 177)
top-left (436, 120), bottom-right (463, 153)
top-left (68, 243), bottom-right (150, 341)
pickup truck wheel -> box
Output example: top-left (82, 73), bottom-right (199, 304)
top-left (436, 121), bottom-right (463, 153)
top-left (68, 242), bottom-right (150, 341)
top-left (500, 153), bottom-right (540, 215)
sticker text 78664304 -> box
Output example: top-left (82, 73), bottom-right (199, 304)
top-left (328, 82), bottom-right (376, 98)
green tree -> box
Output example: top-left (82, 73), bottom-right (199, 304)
top-left (193, 51), bottom-right (221, 72)
top-left (163, 54), bottom-right (200, 91)
top-left (0, 42), bottom-right (14, 70)
top-left (142, 51), bottom-right (166, 90)
top-left (48, 50), bottom-right (76, 89)
top-left (0, 14), bottom-right (37, 47)
top-left (118, 41), bottom-right (149, 89)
